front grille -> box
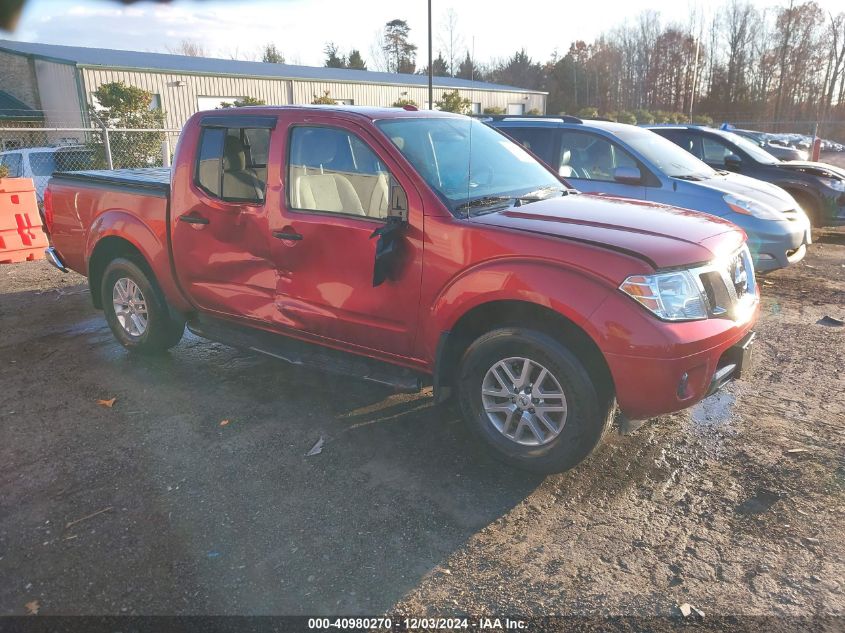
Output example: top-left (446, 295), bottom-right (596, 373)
top-left (694, 246), bottom-right (757, 320)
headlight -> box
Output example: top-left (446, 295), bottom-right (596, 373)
top-left (723, 194), bottom-right (784, 220)
top-left (820, 177), bottom-right (845, 192)
top-left (619, 270), bottom-right (708, 321)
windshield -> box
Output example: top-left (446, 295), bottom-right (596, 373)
top-left (375, 117), bottom-right (562, 214)
top-left (721, 131), bottom-right (779, 164)
top-left (615, 128), bottom-right (715, 179)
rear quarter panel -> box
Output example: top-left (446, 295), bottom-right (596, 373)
top-left (49, 180), bottom-right (189, 311)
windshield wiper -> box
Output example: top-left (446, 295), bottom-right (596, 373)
top-left (519, 185), bottom-right (566, 200)
top-left (454, 195), bottom-right (516, 214)
top-left (456, 186), bottom-right (566, 217)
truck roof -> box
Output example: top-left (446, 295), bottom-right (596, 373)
top-left (195, 105), bottom-right (466, 122)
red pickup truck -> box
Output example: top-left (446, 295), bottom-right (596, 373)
top-left (44, 106), bottom-right (759, 473)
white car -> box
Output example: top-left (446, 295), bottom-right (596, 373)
top-left (0, 145), bottom-right (95, 207)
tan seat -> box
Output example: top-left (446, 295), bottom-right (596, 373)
top-left (295, 173), bottom-right (365, 214)
top-left (222, 135), bottom-right (264, 201)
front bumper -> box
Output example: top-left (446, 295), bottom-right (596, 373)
top-left (704, 330), bottom-right (755, 397)
top-left (593, 286), bottom-right (760, 421)
top-left (605, 326), bottom-right (757, 420)
top-left (747, 221), bottom-right (810, 272)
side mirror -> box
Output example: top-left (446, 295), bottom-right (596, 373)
top-left (724, 153), bottom-right (742, 171)
top-left (371, 176), bottom-right (408, 287)
top-left (613, 166), bottom-right (642, 185)
top-left (388, 176), bottom-right (408, 222)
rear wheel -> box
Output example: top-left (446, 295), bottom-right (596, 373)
top-left (101, 258), bottom-right (185, 353)
top-left (457, 328), bottom-right (614, 474)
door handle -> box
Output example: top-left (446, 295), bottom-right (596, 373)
top-left (272, 231), bottom-right (303, 241)
top-left (179, 215), bottom-right (210, 225)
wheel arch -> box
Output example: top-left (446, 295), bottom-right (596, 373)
top-left (88, 236), bottom-right (151, 309)
top-left (433, 299), bottom-right (614, 406)
top-left (778, 183), bottom-right (823, 222)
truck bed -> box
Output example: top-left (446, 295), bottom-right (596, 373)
top-left (47, 167), bottom-right (172, 278)
top-left (52, 168), bottom-right (171, 195)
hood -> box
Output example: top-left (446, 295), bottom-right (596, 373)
top-left (469, 193), bottom-right (744, 270)
top-left (765, 144), bottom-right (807, 161)
top-left (693, 172), bottom-right (797, 211)
top-left (777, 161), bottom-right (845, 180)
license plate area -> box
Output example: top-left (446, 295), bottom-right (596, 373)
top-left (724, 331), bottom-right (755, 380)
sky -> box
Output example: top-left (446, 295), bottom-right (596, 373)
top-left (5, 0), bottom-right (844, 69)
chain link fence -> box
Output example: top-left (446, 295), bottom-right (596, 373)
top-left (0, 123), bottom-right (181, 178)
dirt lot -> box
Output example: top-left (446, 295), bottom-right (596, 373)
top-left (0, 225), bottom-right (843, 621)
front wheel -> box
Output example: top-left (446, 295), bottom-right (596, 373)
top-left (101, 258), bottom-right (185, 353)
top-left (458, 328), bottom-right (614, 474)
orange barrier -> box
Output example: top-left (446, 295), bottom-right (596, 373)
top-left (0, 178), bottom-right (48, 264)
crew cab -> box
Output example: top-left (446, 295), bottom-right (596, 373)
top-left (44, 106), bottom-right (759, 473)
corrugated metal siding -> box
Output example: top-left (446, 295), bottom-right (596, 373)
top-left (293, 80), bottom-right (545, 112)
top-left (81, 68), bottom-right (291, 128)
top-left (34, 60), bottom-right (84, 128)
top-left (78, 69), bottom-right (546, 128)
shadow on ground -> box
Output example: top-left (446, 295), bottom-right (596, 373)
top-left (0, 279), bottom-right (546, 614)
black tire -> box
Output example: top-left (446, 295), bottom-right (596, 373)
top-left (457, 328), bottom-right (614, 474)
top-left (101, 257), bottom-right (185, 353)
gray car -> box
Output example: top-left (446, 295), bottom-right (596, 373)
top-left (487, 117), bottom-right (811, 272)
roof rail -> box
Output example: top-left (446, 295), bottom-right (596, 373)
top-left (471, 114), bottom-right (583, 124)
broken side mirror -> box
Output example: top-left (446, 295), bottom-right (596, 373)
top-left (371, 176), bottom-right (408, 286)
top-left (388, 176), bottom-right (408, 222)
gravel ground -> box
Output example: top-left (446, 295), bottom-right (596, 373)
top-left (0, 223), bottom-right (843, 621)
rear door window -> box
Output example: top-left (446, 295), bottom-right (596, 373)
top-left (195, 126), bottom-right (270, 203)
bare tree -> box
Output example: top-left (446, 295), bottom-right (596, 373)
top-left (438, 9), bottom-right (464, 77)
top-left (167, 39), bottom-right (207, 57)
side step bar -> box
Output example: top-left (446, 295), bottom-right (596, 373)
top-left (45, 247), bottom-right (69, 272)
top-left (187, 315), bottom-right (424, 392)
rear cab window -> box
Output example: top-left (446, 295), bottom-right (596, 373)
top-left (195, 124), bottom-right (271, 203)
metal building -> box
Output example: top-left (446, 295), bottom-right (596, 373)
top-left (0, 40), bottom-right (547, 131)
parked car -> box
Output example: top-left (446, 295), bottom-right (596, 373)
top-left (726, 127), bottom-right (808, 162)
top-left (646, 125), bottom-right (845, 227)
top-left (0, 145), bottom-right (95, 211)
top-left (44, 106), bottom-right (759, 473)
top-left (486, 116), bottom-right (810, 272)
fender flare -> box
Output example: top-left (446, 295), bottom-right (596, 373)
top-left (425, 258), bottom-right (616, 401)
top-left (85, 209), bottom-right (191, 312)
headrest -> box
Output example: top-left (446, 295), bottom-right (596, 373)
top-left (560, 149), bottom-right (571, 165)
top-left (294, 129), bottom-right (339, 167)
top-left (223, 135), bottom-right (246, 172)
